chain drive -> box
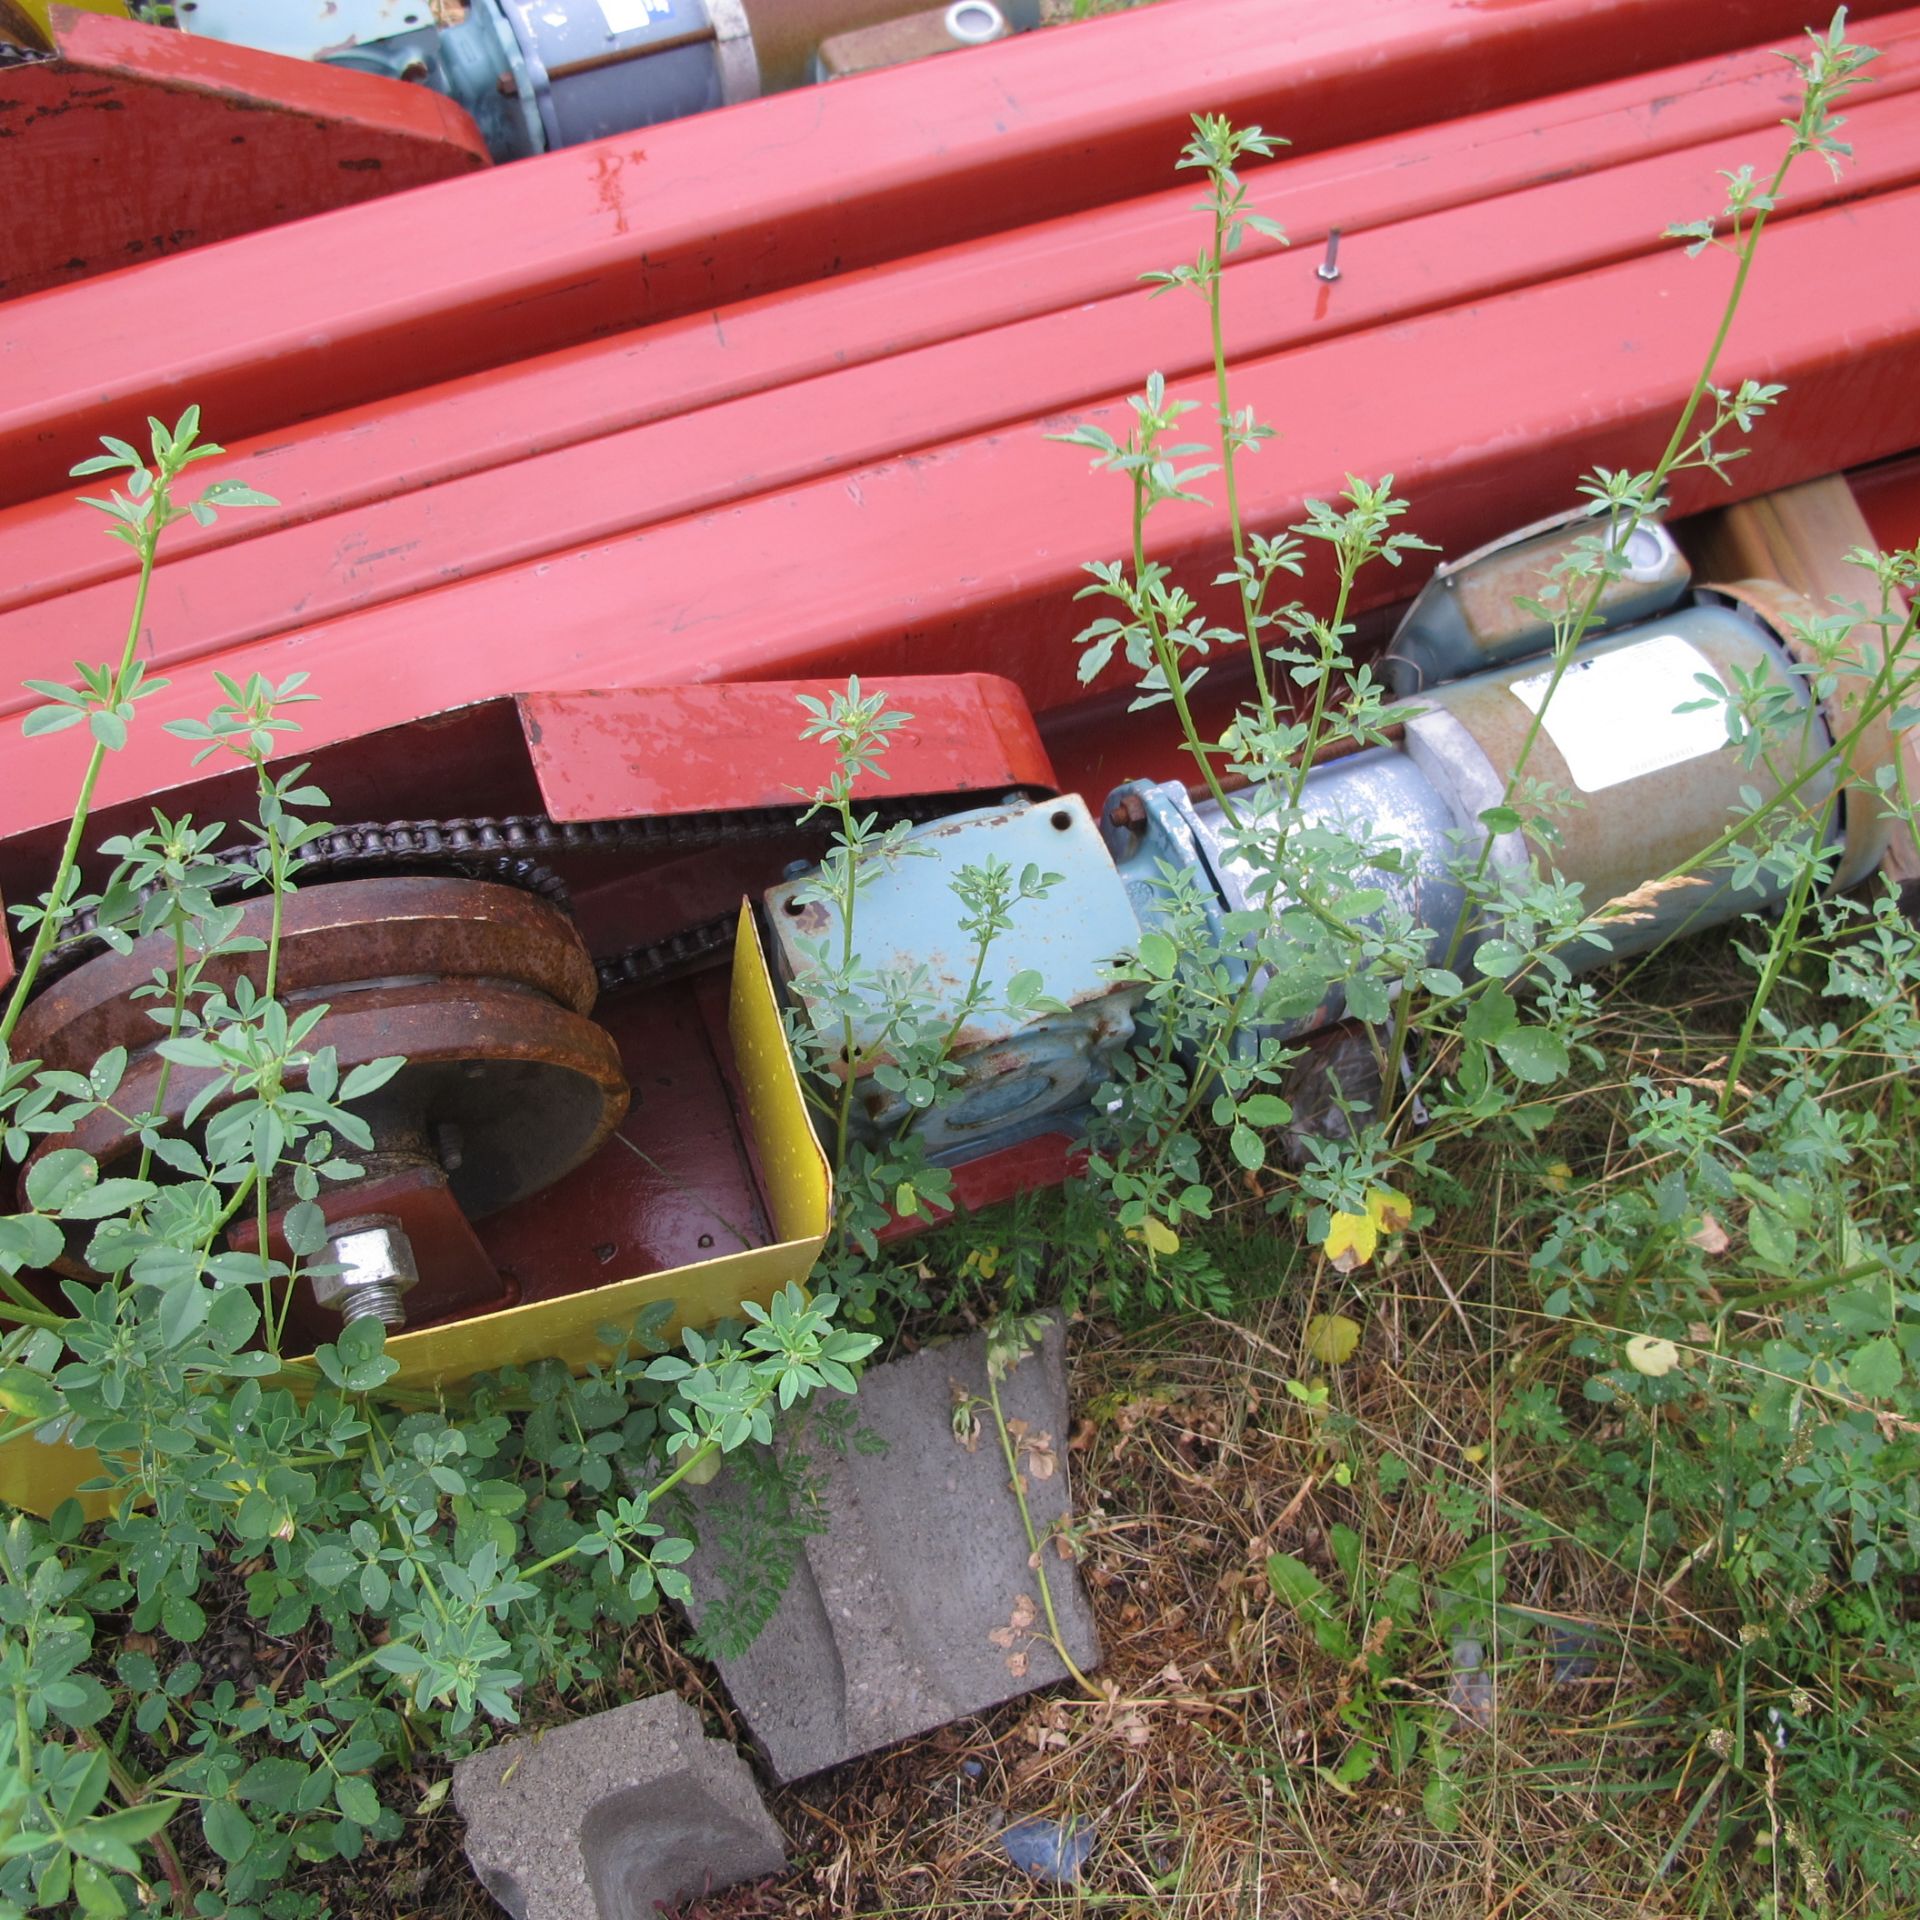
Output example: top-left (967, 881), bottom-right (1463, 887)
top-left (40, 792), bottom-right (1023, 996)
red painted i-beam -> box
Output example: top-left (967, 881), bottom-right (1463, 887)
top-left (6, 184), bottom-right (1919, 844)
top-left (13, 10), bottom-right (1920, 621)
top-left (12, 81), bottom-right (1920, 673)
top-left (0, 9), bottom-right (489, 304)
top-left (1, 0), bottom-right (1907, 504)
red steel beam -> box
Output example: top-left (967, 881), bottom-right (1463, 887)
top-left (12, 75), bottom-right (1920, 670)
top-left (15, 12), bottom-right (1918, 619)
top-left (7, 185), bottom-right (1920, 844)
top-left (0, 9), bottom-right (488, 304)
top-left (518, 679), bottom-right (1055, 818)
top-left (1851, 452), bottom-right (1920, 553)
top-left (1, 0), bottom-right (1905, 504)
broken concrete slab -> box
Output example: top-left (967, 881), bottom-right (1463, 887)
top-left (452, 1692), bottom-right (786, 1920)
top-left (682, 1311), bottom-right (1100, 1783)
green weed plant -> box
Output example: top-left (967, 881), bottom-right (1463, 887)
top-left (778, 12), bottom-right (1920, 1908)
top-left (0, 419), bottom-right (877, 1916)
top-left (0, 8), bottom-right (1913, 1915)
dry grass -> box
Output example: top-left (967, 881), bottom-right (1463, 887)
top-left (361, 944), bottom-right (1904, 1919)
top-left (669, 1273), bottom-right (1737, 1919)
top-left (365, 1279), bottom-right (1703, 1920)
top-left (652, 955), bottom-right (1799, 1918)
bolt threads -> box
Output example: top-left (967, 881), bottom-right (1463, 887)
top-left (337, 1280), bottom-right (408, 1330)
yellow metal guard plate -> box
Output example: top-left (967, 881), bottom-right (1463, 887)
top-left (0, 903), bottom-right (829, 1516)
top-left (0, 1), bottom-right (130, 51)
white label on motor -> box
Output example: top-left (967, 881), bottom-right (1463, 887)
top-left (599, 0), bottom-right (672, 32)
top-left (1507, 633), bottom-right (1730, 794)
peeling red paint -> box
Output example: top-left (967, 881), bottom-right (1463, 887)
top-left (0, 9), bottom-right (485, 304)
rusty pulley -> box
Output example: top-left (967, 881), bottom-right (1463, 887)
top-left (15, 874), bottom-right (630, 1234)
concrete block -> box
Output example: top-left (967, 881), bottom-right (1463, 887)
top-left (452, 1692), bottom-right (786, 1920)
top-left (684, 1312), bottom-right (1100, 1782)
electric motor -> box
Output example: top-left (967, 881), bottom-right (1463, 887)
top-left (176, 0), bottom-right (1040, 162)
top-left (768, 528), bottom-right (1895, 1168)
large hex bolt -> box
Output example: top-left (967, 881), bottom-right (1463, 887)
top-left (310, 1215), bottom-right (421, 1330)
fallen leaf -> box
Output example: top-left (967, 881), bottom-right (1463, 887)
top-left (1022, 1703), bottom-right (1072, 1753)
top-left (1689, 1212), bottom-right (1730, 1255)
top-left (1625, 1334), bottom-right (1681, 1377)
top-left (1020, 1429), bottom-right (1059, 1480)
top-left (1542, 1160), bottom-right (1573, 1193)
top-left (1305, 1313), bottom-right (1362, 1366)
top-left (1006, 1651), bottom-right (1030, 1679)
top-left (679, 1449), bottom-right (723, 1487)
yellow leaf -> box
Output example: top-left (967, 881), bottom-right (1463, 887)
top-left (1625, 1335), bottom-right (1681, 1378)
top-left (1322, 1210), bottom-right (1377, 1272)
top-left (1462, 1443), bottom-right (1487, 1465)
top-left (1324, 1186), bottom-right (1412, 1272)
top-left (1141, 1216), bottom-right (1180, 1258)
top-left (1366, 1185), bottom-right (1414, 1236)
top-left (1305, 1313), bottom-right (1362, 1366)
top-left (679, 1448), bottom-right (725, 1485)
top-left (1542, 1161), bottom-right (1573, 1194)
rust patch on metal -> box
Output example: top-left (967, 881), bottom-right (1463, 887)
top-left (17, 876), bottom-right (629, 1243)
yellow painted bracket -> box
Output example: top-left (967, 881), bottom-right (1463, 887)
top-left (0, 904), bottom-right (830, 1516)
top-left (372, 905), bottom-right (829, 1383)
top-left (0, 0), bottom-right (128, 51)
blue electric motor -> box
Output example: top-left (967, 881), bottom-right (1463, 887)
top-left (177, 0), bottom-right (1040, 162)
top-left (767, 520), bottom-right (1891, 1166)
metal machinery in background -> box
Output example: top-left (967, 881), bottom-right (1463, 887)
top-left (764, 518), bottom-right (1895, 1165)
top-left (4, 0), bottom-right (1920, 1391)
top-left (0, 497), bottom-right (1906, 1368)
top-left (170, 0), bottom-right (1040, 160)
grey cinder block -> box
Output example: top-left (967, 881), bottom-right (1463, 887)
top-left (684, 1311), bottom-right (1100, 1782)
top-left (452, 1692), bottom-right (787, 1920)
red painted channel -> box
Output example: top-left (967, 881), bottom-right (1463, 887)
top-left (13, 11), bottom-right (1920, 618)
top-left (5, 185), bottom-right (1919, 843)
top-left (10, 77), bottom-right (1920, 671)
top-left (1, 0), bottom-right (1906, 502)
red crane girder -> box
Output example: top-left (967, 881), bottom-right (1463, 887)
top-left (5, 178), bottom-right (1920, 848)
top-left (2, 0), bottom-right (1907, 503)
top-left (13, 14), bottom-right (1920, 625)
top-left (0, 9), bottom-right (489, 305)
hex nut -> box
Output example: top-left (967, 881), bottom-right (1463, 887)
top-left (309, 1216), bottom-right (421, 1328)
